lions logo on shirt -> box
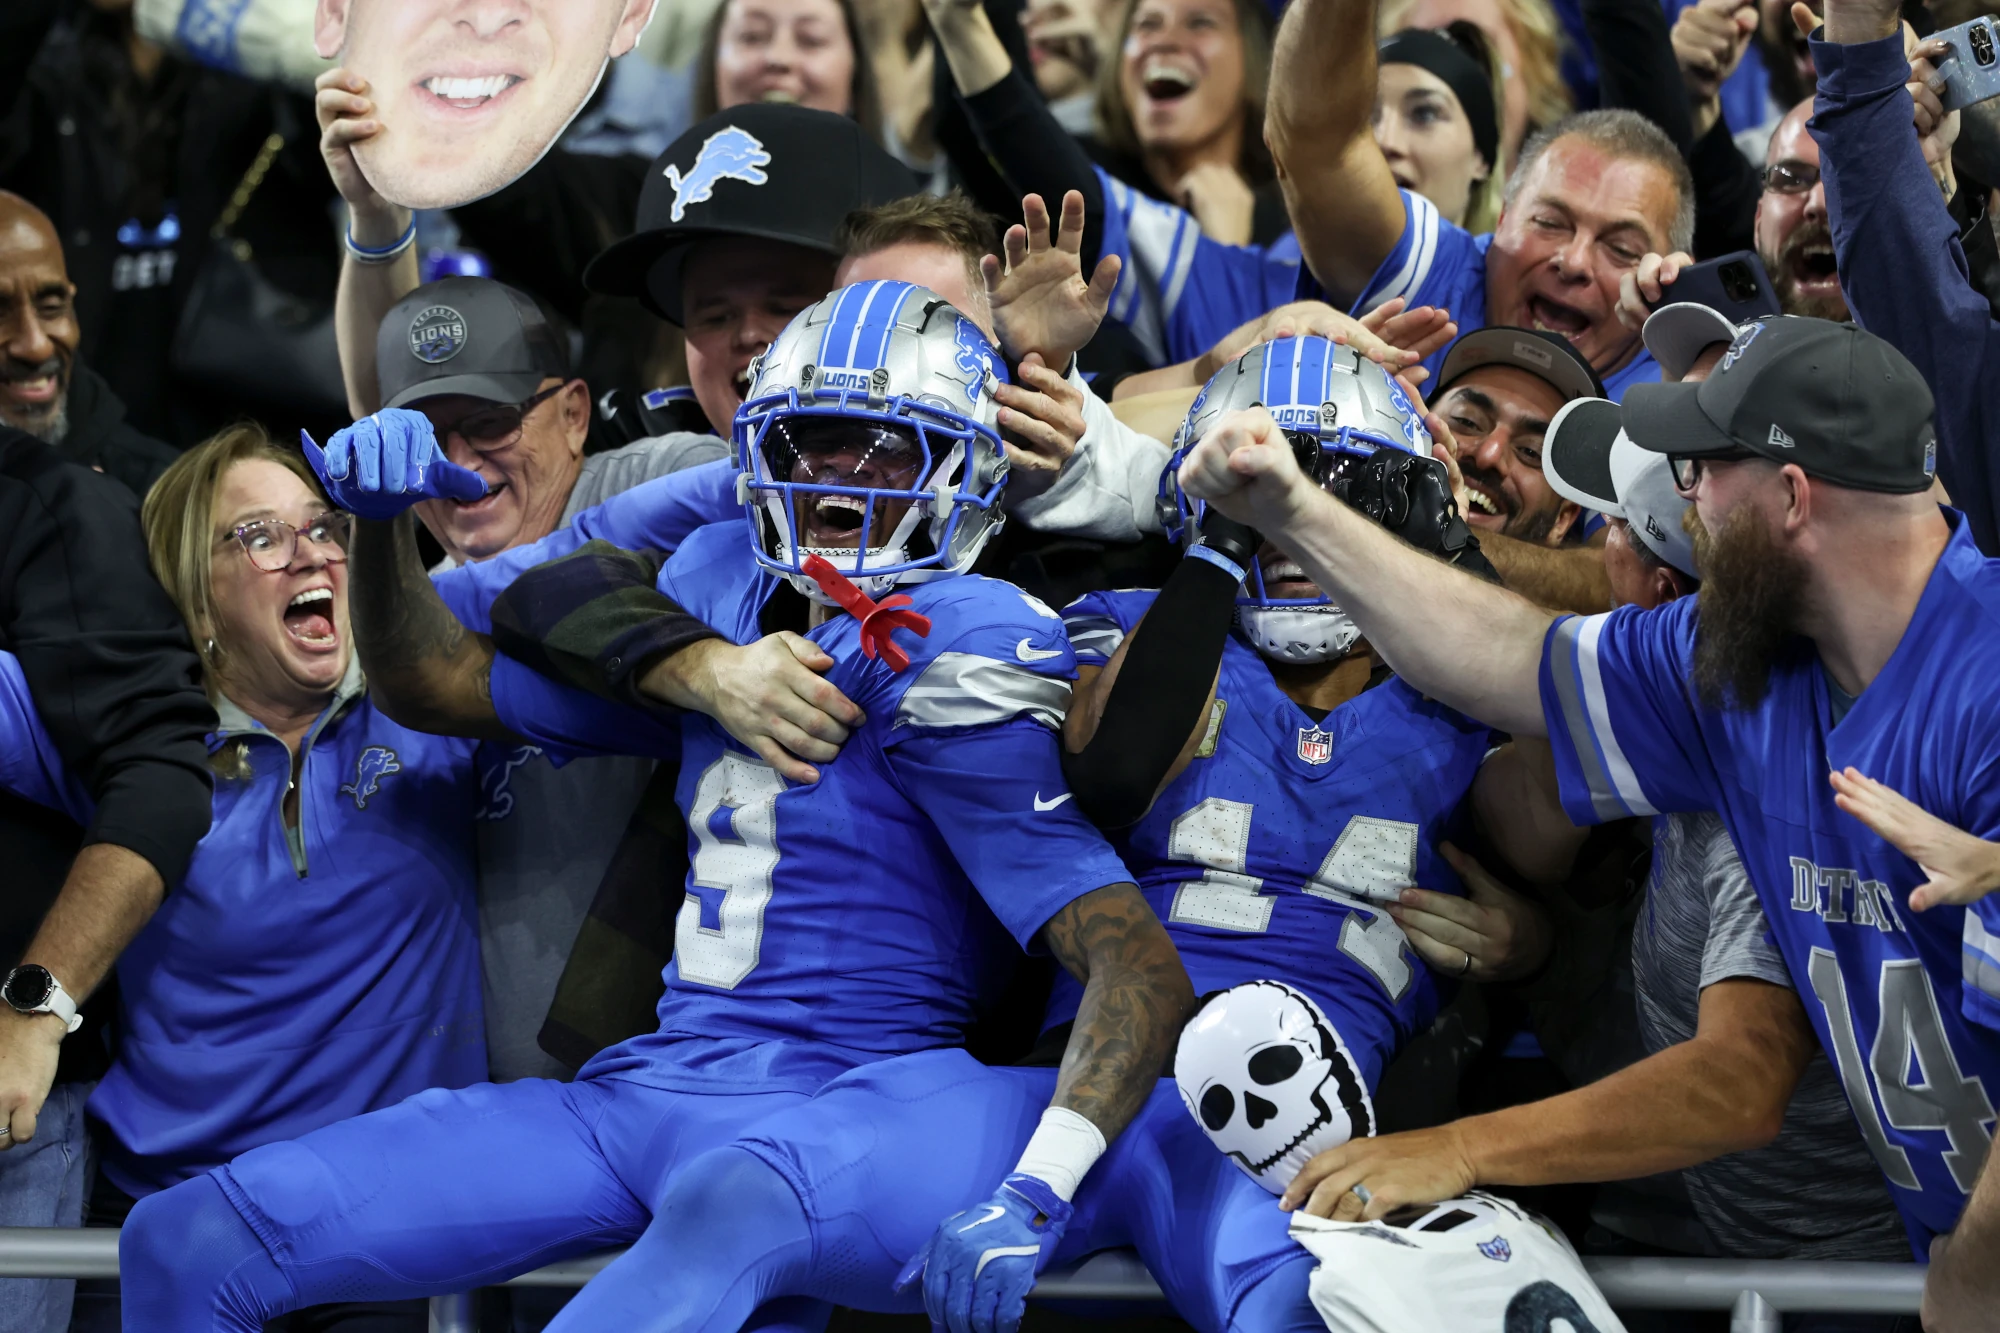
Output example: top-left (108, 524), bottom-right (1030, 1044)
top-left (341, 746), bottom-right (402, 810)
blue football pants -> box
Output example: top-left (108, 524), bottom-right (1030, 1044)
top-left (118, 1075), bottom-right (830, 1331)
top-left (616, 1048), bottom-right (1327, 1333)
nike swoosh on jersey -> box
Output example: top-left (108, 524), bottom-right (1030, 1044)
top-left (1033, 792), bottom-right (1074, 811)
top-left (1015, 639), bottom-right (1063, 662)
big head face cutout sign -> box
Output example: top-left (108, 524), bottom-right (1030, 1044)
top-left (314, 0), bottom-right (658, 209)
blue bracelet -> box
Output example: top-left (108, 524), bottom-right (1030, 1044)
top-left (344, 219), bottom-right (417, 264)
top-left (1188, 543), bottom-right (1248, 585)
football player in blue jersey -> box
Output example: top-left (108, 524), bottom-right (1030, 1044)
top-left (591, 336), bottom-right (1570, 1333)
top-left (1179, 314), bottom-right (2000, 1258)
top-left (113, 281), bottom-right (1196, 1332)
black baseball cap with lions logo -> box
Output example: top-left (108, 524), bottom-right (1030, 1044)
top-left (1622, 317), bottom-right (1939, 494)
top-left (376, 277), bottom-right (571, 410)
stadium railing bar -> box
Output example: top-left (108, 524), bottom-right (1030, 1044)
top-left (0, 1229), bottom-right (1925, 1333)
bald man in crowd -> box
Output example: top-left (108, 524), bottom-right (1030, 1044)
top-left (0, 193), bottom-right (175, 499)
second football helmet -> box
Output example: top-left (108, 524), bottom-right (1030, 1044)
top-left (1158, 336), bottom-right (1431, 663)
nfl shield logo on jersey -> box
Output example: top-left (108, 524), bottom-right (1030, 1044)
top-left (1477, 1235), bottom-right (1513, 1262)
top-left (1297, 727), bottom-right (1332, 765)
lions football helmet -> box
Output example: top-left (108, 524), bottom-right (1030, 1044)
top-left (735, 280), bottom-right (1010, 603)
top-left (1158, 336), bottom-right (1431, 663)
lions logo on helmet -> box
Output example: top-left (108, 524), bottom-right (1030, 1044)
top-left (734, 281), bottom-right (1011, 602)
top-left (1157, 336), bottom-right (1431, 664)
top-left (1175, 980), bottom-right (1374, 1194)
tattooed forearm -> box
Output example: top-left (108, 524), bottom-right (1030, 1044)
top-left (349, 514), bottom-right (514, 740)
top-left (1042, 883), bottom-right (1197, 1139)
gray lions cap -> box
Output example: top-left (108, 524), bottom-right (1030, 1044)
top-left (1544, 397), bottom-right (1698, 579)
top-left (376, 277), bottom-right (571, 410)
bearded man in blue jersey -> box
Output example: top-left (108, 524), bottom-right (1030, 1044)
top-left (1181, 314), bottom-right (2000, 1260)
top-left (114, 282), bottom-right (1196, 1331)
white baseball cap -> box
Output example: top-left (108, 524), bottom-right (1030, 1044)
top-left (1642, 302), bottom-right (1742, 382)
top-left (1544, 397), bottom-right (1698, 579)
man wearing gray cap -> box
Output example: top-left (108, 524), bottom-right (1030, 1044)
top-left (366, 274), bottom-right (723, 1090)
top-left (375, 276), bottom-right (724, 572)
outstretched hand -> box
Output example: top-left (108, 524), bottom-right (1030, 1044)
top-left (1615, 251), bottom-right (1697, 331)
top-left (985, 190), bottom-right (1122, 368)
top-left (302, 409), bottom-right (488, 522)
top-left (1831, 767), bottom-right (2000, 910)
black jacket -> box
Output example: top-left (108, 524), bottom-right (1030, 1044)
top-left (0, 0), bottom-right (340, 446)
top-left (0, 427), bottom-right (214, 1078)
top-left (56, 359), bottom-right (179, 501)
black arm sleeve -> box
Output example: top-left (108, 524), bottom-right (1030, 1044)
top-left (488, 540), bottom-right (722, 712)
top-left (0, 435), bottom-right (215, 888)
top-left (957, 67), bottom-right (1112, 271)
top-left (1062, 553), bottom-right (1238, 828)
top-left (1584, 0), bottom-right (1760, 258)
top-left (932, 0), bottom-right (1039, 229)
top-left (1687, 117), bottom-right (1762, 258)
top-left (1585, 0), bottom-right (1694, 153)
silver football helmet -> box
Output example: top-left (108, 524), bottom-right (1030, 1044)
top-left (1159, 336), bottom-right (1431, 664)
top-left (735, 280), bottom-right (1010, 603)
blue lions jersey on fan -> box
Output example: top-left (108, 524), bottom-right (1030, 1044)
top-left (1294, 189), bottom-right (1662, 398)
top-left (1540, 511), bottom-right (2000, 1249)
top-left (1054, 589), bottom-right (1493, 1082)
top-left (1096, 168), bottom-right (1303, 367)
top-left (488, 522), bottom-right (1133, 1093)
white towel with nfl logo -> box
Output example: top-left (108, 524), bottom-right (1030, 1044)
top-left (1288, 1191), bottom-right (1627, 1332)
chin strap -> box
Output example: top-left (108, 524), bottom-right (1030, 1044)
top-left (801, 554), bottom-right (933, 672)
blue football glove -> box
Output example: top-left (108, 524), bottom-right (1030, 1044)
top-left (894, 1174), bottom-right (1071, 1333)
top-left (301, 408), bottom-right (487, 521)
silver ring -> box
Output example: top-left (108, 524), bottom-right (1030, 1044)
top-left (1350, 1182), bottom-right (1373, 1206)
top-left (1456, 949), bottom-right (1474, 978)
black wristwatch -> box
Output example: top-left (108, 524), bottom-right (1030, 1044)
top-left (2, 965), bottom-right (81, 1034)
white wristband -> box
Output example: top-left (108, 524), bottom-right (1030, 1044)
top-left (1011, 1106), bottom-right (1107, 1202)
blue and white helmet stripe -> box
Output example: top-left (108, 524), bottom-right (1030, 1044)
top-left (735, 281), bottom-right (1010, 603)
top-left (1160, 335), bottom-right (1432, 613)
top-left (817, 279), bottom-right (919, 373)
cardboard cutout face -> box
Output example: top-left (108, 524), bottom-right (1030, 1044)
top-left (316, 0), bottom-right (657, 209)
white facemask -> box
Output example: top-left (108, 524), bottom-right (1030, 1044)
top-left (1236, 605), bottom-right (1362, 664)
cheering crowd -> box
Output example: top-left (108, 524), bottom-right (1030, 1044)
top-left (4, 0), bottom-right (2000, 1328)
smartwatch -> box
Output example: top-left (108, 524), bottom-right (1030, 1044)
top-left (2, 966), bottom-right (81, 1035)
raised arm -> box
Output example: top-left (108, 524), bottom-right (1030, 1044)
top-left (1811, 4), bottom-right (2000, 549)
top-left (1265, 0), bottom-right (1410, 306)
top-left (316, 69), bottom-right (420, 418)
top-left (1180, 406), bottom-right (1553, 734)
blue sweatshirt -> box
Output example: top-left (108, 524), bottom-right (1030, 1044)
top-left (1813, 31), bottom-right (2000, 553)
top-left (0, 653), bottom-right (488, 1197)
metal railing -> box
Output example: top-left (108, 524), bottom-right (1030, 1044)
top-left (0, 1229), bottom-right (1923, 1333)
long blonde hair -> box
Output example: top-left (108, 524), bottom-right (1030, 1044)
top-left (1094, 0), bottom-right (1276, 183)
top-left (141, 424), bottom-right (331, 775)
